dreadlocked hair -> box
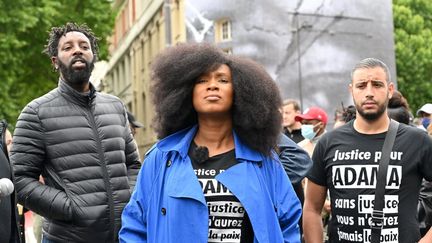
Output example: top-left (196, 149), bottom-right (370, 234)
top-left (43, 22), bottom-right (99, 59)
top-left (151, 42), bottom-right (282, 156)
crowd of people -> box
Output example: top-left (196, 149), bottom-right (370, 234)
top-left (1, 22), bottom-right (432, 243)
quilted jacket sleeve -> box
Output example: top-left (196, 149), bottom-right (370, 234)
top-left (123, 110), bottom-right (141, 191)
top-left (11, 105), bottom-right (72, 221)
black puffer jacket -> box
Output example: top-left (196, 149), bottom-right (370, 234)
top-left (11, 80), bottom-right (141, 243)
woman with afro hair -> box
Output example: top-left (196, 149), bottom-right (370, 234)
top-left (120, 43), bottom-right (302, 243)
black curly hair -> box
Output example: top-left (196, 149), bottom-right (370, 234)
top-left (342, 105), bottom-right (357, 123)
top-left (151, 42), bottom-right (282, 155)
top-left (43, 22), bottom-right (99, 59)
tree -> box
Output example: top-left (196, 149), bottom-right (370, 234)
top-left (0, 0), bottom-right (115, 127)
top-left (393, 0), bottom-right (432, 113)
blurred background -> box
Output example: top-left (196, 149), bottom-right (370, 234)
top-left (1, 0), bottom-right (431, 158)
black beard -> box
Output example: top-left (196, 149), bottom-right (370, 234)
top-left (58, 57), bottom-right (94, 85)
top-left (355, 100), bottom-right (388, 121)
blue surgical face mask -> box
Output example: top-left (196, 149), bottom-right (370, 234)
top-left (422, 118), bottom-right (430, 129)
top-left (301, 124), bottom-right (317, 140)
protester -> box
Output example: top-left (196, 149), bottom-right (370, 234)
top-left (333, 107), bottom-right (346, 129)
top-left (385, 91), bottom-right (432, 238)
top-left (4, 126), bottom-right (12, 153)
top-left (278, 132), bottom-right (313, 242)
top-left (387, 90), bottom-right (412, 125)
top-left (126, 111), bottom-right (144, 137)
top-left (279, 101), bottom-right (313, 241)
top-left (277, 133), bottom-right (312, 187)
top-left (303, 58), bottom-right (432, 242)
top-left (418, 121), bottom-right (432, 239)
top-left (11, 22), bottom-right (141, 243)
top-left (417, 103), bottom-right (432, 130)
top-left (293, 106), bottom-right (329, 240)
top-left (282, 99), bottom-right (304, 143)
top-left (120, 43), bottom-right (301, 242)
top-left (295, 106), bottom-right (328, 157)
top-left (428, 123), bottom-right (432, 136)
top-left (410, 91), bottom-right (432, 242)
top-left (0, 120), bottom-right (21, 243)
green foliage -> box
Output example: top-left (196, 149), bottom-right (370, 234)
top-left (393, 0), bottom-right (432, 113)
top-left (0, 0), bottom-right (115, 127)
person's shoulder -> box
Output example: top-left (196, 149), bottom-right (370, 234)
top-left (25, 88), bottom-right (60, 111)
top-left (398, 122), bottom-right (429, 138)
top-left (142, 138), bottom-right (183, 174)
top-left (321, 122), bottom-right (353, 141)
top-left (144, 128), bottom-right (192, 157)
top-left (262, 151), bottom-right (284, 171)
top-left (96, 92), bottom-right (123, 104)
top-left (95, 92), bottom-right (127, 114)
top-left (144, 143), bottom-right (162, 160)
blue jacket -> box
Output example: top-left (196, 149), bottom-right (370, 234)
top-left (120, 126), bottom-right (301, 243)
top-left (278, 133), bottom-right (313, 185)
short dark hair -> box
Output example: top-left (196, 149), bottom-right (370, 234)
top-left (43, 22), bottom-right (99, 59)
top-left (388, 90), bottom-right (412, 125)
top-left (151, 42), bottom-right (282, 155)
top-left (388, 90), bottom-right (410, 110)
top-left (351, 58), bottom-right (391, 83)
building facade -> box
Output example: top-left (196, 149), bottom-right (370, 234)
top-left (102, 0), bottom-right (186, 155)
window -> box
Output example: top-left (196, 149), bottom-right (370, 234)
top-left (215, 19), bottom-right (232, 42)
top-left (221, 20), bottom-right (231, 40)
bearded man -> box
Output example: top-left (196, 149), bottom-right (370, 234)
top-left (303, 58), bottom-right (432, 243)
top-left (10, 23), bottom-right (141, 243)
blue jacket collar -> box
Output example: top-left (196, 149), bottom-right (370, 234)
top-left (157, 125), bottom-right (262, 162)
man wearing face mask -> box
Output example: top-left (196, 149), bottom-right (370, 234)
top-left (294, 107), bottom-right (330, 241)
top-left (295, 107), bottom-right (328, 157)
top-left (417, 103), bottom-right (432, 131)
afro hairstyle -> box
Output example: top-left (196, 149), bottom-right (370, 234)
top-left (150, 42), bottom-right (282, 155)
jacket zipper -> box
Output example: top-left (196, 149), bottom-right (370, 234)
top-left (87, 101), bottom-right (115, 242)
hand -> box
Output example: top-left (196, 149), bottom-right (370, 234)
top-left (419, 227), bottom-right (432, 243)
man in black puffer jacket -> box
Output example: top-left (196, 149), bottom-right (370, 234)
top-left (11, 23), bottom-right (141, 243)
